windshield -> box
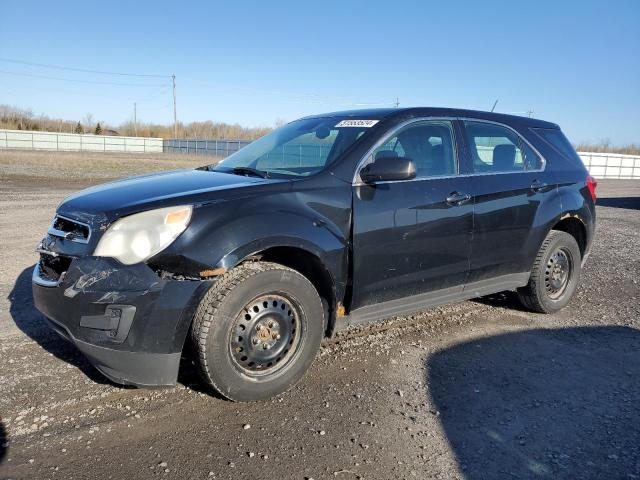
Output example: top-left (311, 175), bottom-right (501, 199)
top-left (209, 117), bottom-right (375, 178)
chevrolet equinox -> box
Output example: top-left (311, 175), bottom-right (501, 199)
top-left (33, 108), bottom-right (597, 401)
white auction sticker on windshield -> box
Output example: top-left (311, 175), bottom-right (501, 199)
top-left (335, 119), bottom-right (379, 128)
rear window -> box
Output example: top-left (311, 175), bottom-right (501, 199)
top-left (532, 128), bottom-right (584, 166)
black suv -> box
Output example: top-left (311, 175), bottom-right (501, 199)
top-left (33, 108), bottom-right (597, 401)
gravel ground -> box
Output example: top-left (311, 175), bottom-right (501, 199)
top-left (0, 171), bottom-right (639, 480)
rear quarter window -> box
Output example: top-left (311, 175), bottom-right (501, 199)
top-left (532, 128), bottom-right (584, 167)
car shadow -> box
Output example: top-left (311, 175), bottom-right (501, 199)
top-left (176, 342), bottom-right (229, 400)
top-left (471, 290), bottom-right (532, 312)
top-left (8, 265), bottom-right (112, 385)
top-left (0, 420), bottom-right (7, 465)
top-left (427, 326), bottom-right (640, 479)
top-left (597, 196), bottom-right (640, 210)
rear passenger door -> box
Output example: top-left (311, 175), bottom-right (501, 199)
top-left (460, 120), bottom-right (554, 283)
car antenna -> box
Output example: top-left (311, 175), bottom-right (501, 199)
top-left (490, 99), bottom-right (498, 112)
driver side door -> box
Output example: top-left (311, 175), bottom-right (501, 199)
top-left (350, 119), bottom-right (473, 311)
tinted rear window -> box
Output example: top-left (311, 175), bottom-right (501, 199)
top-left (532, 128), bottom-right (584, 166)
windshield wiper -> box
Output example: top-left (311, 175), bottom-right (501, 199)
top-left (230, 166), bottom-right (270, 179)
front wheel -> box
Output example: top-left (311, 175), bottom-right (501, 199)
top-left (517, 230), bottom-right (582, 313)
top-left (191, 261), bottom-right (324, 401)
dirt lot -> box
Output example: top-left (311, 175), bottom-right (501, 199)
top-left (0, 152), bottom-right (639, 480)
top-left (0, 150), bottom-right (212, 186)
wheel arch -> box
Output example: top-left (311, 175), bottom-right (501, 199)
top-left (219, 239), bottom-right (342, 337)
top-left (524, 184), bottom-right (593, 274)
top-left (252, 246), bottom-right (337, 336)
top-left (550, 215), bottom-right (588, 258)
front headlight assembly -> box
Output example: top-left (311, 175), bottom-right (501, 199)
top-left (94, 205), bottom-right (192, 265)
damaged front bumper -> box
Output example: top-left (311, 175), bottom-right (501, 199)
top-left (32, 256), bottom-right (211, 387)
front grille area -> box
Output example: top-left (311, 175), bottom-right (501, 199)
top-left (49, 215), bottom-right (91, 243)
top-left (38, 253), bottom-right (72, 283)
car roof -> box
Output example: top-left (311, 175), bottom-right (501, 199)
top-left (303, 107), bottom-right (559, 129)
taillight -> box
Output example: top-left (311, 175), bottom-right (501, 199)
top-left (586, 175), bottom-right (597, 202)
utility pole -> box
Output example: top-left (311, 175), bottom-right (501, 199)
top-left (394, 97), bottom-right (400, 108)
top-left (133, 102), bottom-right (137, 136)
top-left (171, 74), bottom-right (178, 138)
top-left (526, 109), bottom-right (534, 118)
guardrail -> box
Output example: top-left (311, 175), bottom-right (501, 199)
top-left (0, 129), bottom-right (163, 153)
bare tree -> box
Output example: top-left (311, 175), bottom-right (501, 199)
top-left (82, 113), bottom-right (94, 131)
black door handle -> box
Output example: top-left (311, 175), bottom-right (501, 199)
top-left (530, 180), bottom-right (548, 192)
top-left (446, 191), bottom-right (471, 206)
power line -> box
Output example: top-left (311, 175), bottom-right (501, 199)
top-left (136, 85), bottom-right (171, 102)
top-left (0, 77), bottom-right (173, 106)
top-left (134, 103), bottom-right (172, 110)
top-left (0, 69), bottom-right (169, 87)
top-left (0, 57), bottom-right (169, 78)
top-left (187, 78), bottom-right (383, 106)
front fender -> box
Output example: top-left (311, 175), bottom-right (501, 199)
top-left (150, 180), bottom-right (353, 301)
top-left (215, 212), bottom-right (349, 299)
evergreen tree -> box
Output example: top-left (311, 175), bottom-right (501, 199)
top-left (74, 122), bottom-right (83, 134)
top-left (95, 122), bottom-right (102, 135)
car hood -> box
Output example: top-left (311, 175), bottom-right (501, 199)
top-left (58, 168), bottom-right (277, 220)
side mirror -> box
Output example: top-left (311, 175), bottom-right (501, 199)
top-left (360, 156), bottom-right (416, 183)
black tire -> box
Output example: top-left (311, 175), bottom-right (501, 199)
top-left (517, 230), bottom-right (582, 313)
top-left (190, 261), bottom-right (324, 402)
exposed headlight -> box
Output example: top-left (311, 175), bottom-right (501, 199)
top-left (94, 205), bottom-right (192, 265)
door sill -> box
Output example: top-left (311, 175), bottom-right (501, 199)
top-left (339, 272), bottom-right (530, 330)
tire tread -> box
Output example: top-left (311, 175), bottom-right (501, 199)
top-left (190, 261), bottom-right (319, 401)
top-left (517, 230), bottom-right (579, 313)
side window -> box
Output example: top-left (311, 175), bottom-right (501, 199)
top-left (371, 121), bottom-right (457, 178)
top-left (463, 121), bottom-right (542, 173)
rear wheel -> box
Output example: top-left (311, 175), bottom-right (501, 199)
top-left (191, 261), bottom-right (324, 401)
top-left (517, 230), bottom-right (582, 313)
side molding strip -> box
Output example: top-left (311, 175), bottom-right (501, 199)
top-left (338, 272), bottom-right (530, 330)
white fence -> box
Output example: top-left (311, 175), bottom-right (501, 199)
top-left (0, 129), bottom-right (163, 153)
top-left (578, 152), bottom-right (640, 179)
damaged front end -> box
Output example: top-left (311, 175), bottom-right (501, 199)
top-left (32, 213), bottom-right (211, 387)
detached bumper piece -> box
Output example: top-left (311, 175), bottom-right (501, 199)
top-left (33, 256), bottom-right (210, 387)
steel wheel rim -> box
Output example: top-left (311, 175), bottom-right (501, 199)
top-left (229, 294), bottom-right (302, 376)
top-left (545, 247), bottom-right (572, 300)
